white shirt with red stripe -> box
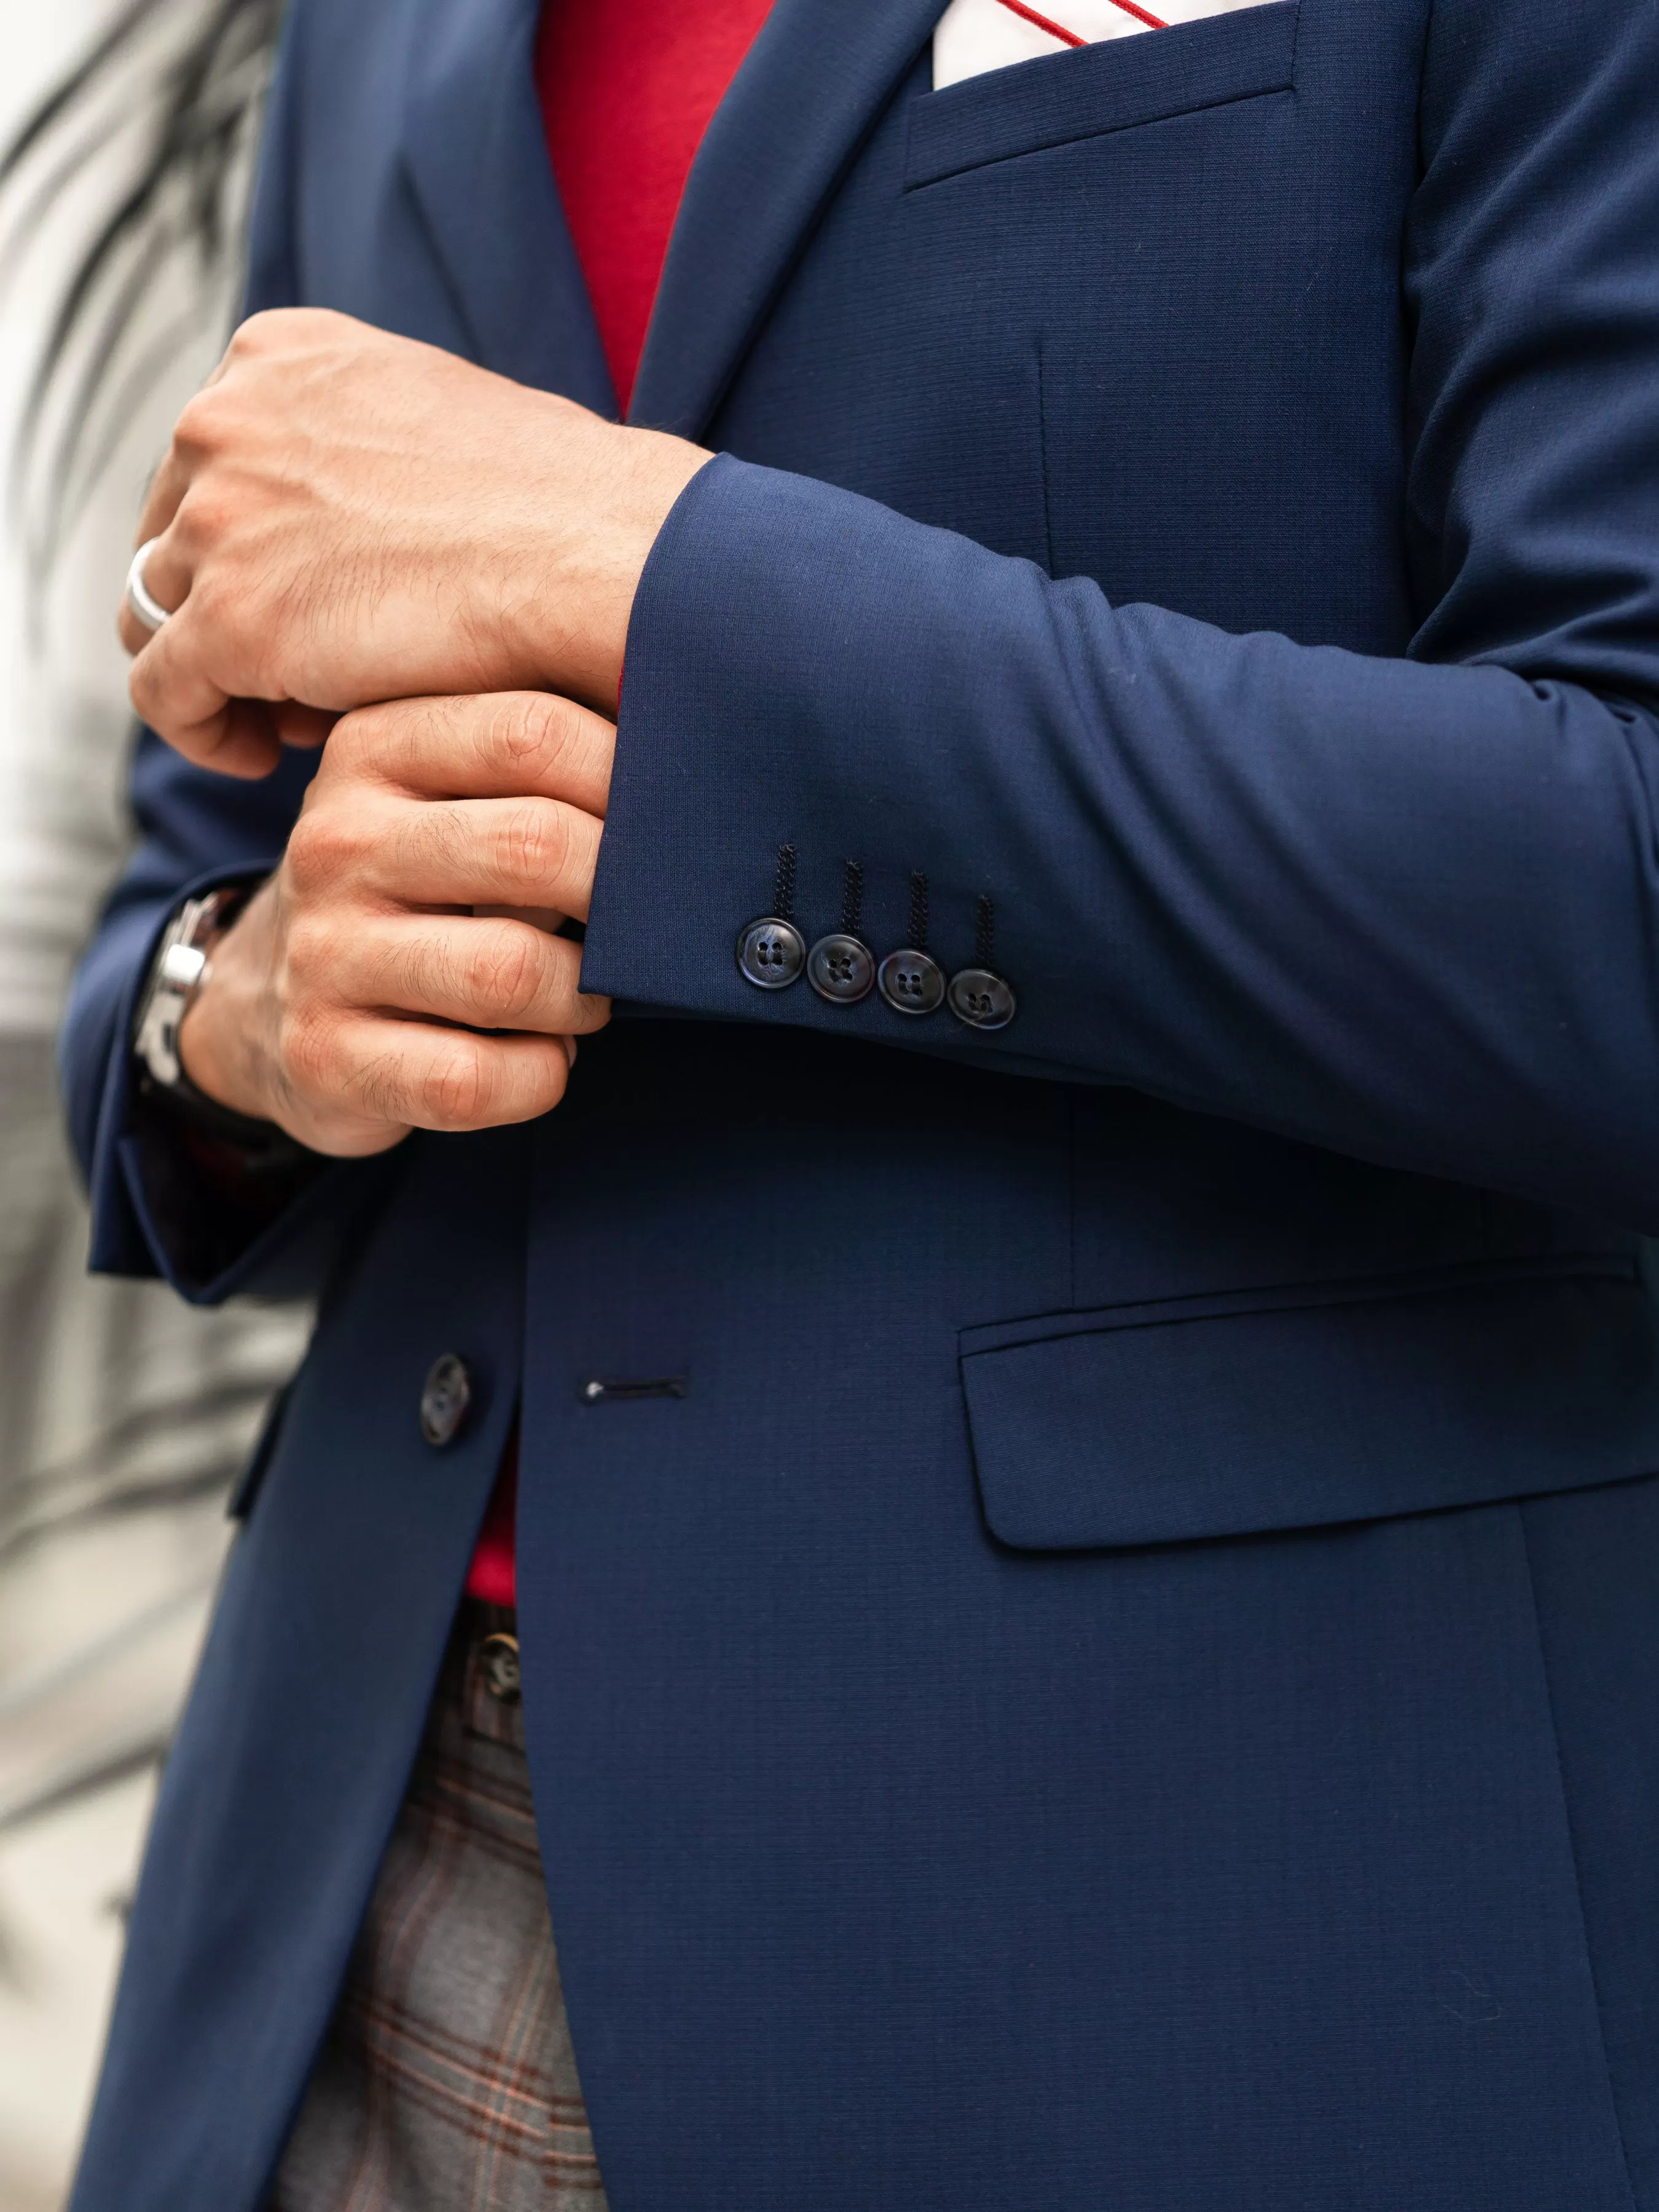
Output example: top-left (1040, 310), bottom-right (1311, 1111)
top-left (934, 0), bottom-right (1271, 88)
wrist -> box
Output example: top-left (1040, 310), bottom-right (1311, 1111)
top-left (133, 880), bottom-right (323, 1188)
top-left (134, 884), bottom-right (259, 1104)
top-left (527, 423), bottom-right (713, 713)
top-left (176, 990), bottom-right (268, 1123)
top-left (176, 884), bottom-right (281, 1122)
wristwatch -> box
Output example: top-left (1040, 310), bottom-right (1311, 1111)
top-left (130, 881), bottom-right (320, 1202)
top-left (133, 885), bottom-right (247, 1093)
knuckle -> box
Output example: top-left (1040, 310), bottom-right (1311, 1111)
top-left (281, 910), bottom-right (335, 991)
top-left (321, 707), bottom-right (377, 782)
top-left (229, 308), bottom-right (288, 358)
top-left (173, 486), bottom-right (233, 555)
top-left (471, 925), bottom-right (544, 1021)
top-left (497, 799), bottom-right (569, 887)
top-left (173, 390), bottom-right (228, 456)
top-left (486, 692), bottom-right (575, 782)
top-left (329, 704), bottom-right (415, 791)
top-left (279, 1000), bottom-right (340, 1095)
top-left (420, 1040), bottom-right (489, 1128)
top-left (281, 815), bottom-right (326, 896)
top-left (127, 654), bottom-right (162, 723)
top-left (284, 805), bottom-right (361, 896)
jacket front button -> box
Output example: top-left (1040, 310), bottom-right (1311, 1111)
top-left (419, 1353), bottom-right (473, 1447)
top-left (877, 947), bottom-right (944, 1016)
top-left (736, 916), bottom-right (806, 989)
top-left (807, 931), bottom-right (874, 1003)
top-left (946, 967), bottom-right (1016, 1030)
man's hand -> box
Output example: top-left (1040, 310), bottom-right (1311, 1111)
top-left (178, 692), bottom-right (614, 1155)
top-left (120, 308), bottom-right (712, 779)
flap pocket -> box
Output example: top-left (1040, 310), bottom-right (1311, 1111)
top-left (960, 1261), bottom-right (1659, 1549)
top-left (904, 0), bottom-right (1299, 190)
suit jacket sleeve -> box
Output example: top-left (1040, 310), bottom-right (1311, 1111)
top-left (581, 0), bottom-right (1659, 1231)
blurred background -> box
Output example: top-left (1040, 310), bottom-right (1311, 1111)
top-left (0, 4), bottom-right (307, 2202)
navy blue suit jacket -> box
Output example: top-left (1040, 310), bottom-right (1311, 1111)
top-left (61, 0), bottom-right (1659, 2202)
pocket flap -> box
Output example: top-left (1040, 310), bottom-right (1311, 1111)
top-left (960, 1265), bottom-right (1659, 1549)
top-left (904, 0), bottom-right (1299, 190)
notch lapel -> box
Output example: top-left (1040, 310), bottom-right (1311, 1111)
top-left (630, 0), bottom-right (946, 437)
top-left (398, 0), bottom-right (616, 414)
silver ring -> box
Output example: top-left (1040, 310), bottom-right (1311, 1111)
top-left (125, 537), bottom-right (175, 633)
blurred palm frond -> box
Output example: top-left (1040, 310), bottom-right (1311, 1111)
top-left (0, 0), bottom-right (281, 584)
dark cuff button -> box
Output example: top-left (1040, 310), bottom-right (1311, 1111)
top-left (737, 916), bottom-right (806, 989)
top-left (420, 1352), bottom-right (473, 1447)
top-left (877, 948), bottom-right (945, 1016)
top-left (807, 932), bottom-right (875, 1004)
top-left (947, 967), bottom-right (1017, 1030)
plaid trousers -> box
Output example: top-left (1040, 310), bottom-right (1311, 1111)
top-left (269, 1610), bottom-right (608, 2211)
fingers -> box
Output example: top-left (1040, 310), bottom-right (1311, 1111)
top-left (329, 691), bottom-right (616, 815)
top-left (120, 568), bottom-right (333, 775)
top-left (123, 531), bottom-right (194, 646)
top-left (289, 787), bottom-right (606, 920)
top-left (131, 343), bottom-right (243, 556)
top-left (120, 459), bottom-right (195, 660)
top-left (312, 912), bottom-right (611, 1037)
top-left (126, 586), bottom-right (243, 762)
top-left (117, 520), bottom-right (190, 662)
top-left (125, 653), bottom-right (280, 778)
top-left (132, 444), bottom-right (192, 567)
top-left (272, 702), bottom-right (337, 750)
top-left (296, 1014), bottom-right (580, 1136)
top-left (409, 797), bottom-right (605, 917)
top-left (127, 600), bottom-right (331, 776)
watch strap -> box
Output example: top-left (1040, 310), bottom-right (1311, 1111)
top-left (131, 882), bottom-right (318, 1173)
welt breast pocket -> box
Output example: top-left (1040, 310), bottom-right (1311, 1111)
top-left (903, 0), bottom-right (1301, 189)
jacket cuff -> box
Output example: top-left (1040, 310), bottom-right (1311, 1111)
top-left (69, 862), bottom-right (363, 1303)
top-left (580, 454), bottom-right (1041, 1064)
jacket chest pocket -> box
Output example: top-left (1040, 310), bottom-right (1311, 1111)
top-left (904, 0), bottom-right (1300, 189)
